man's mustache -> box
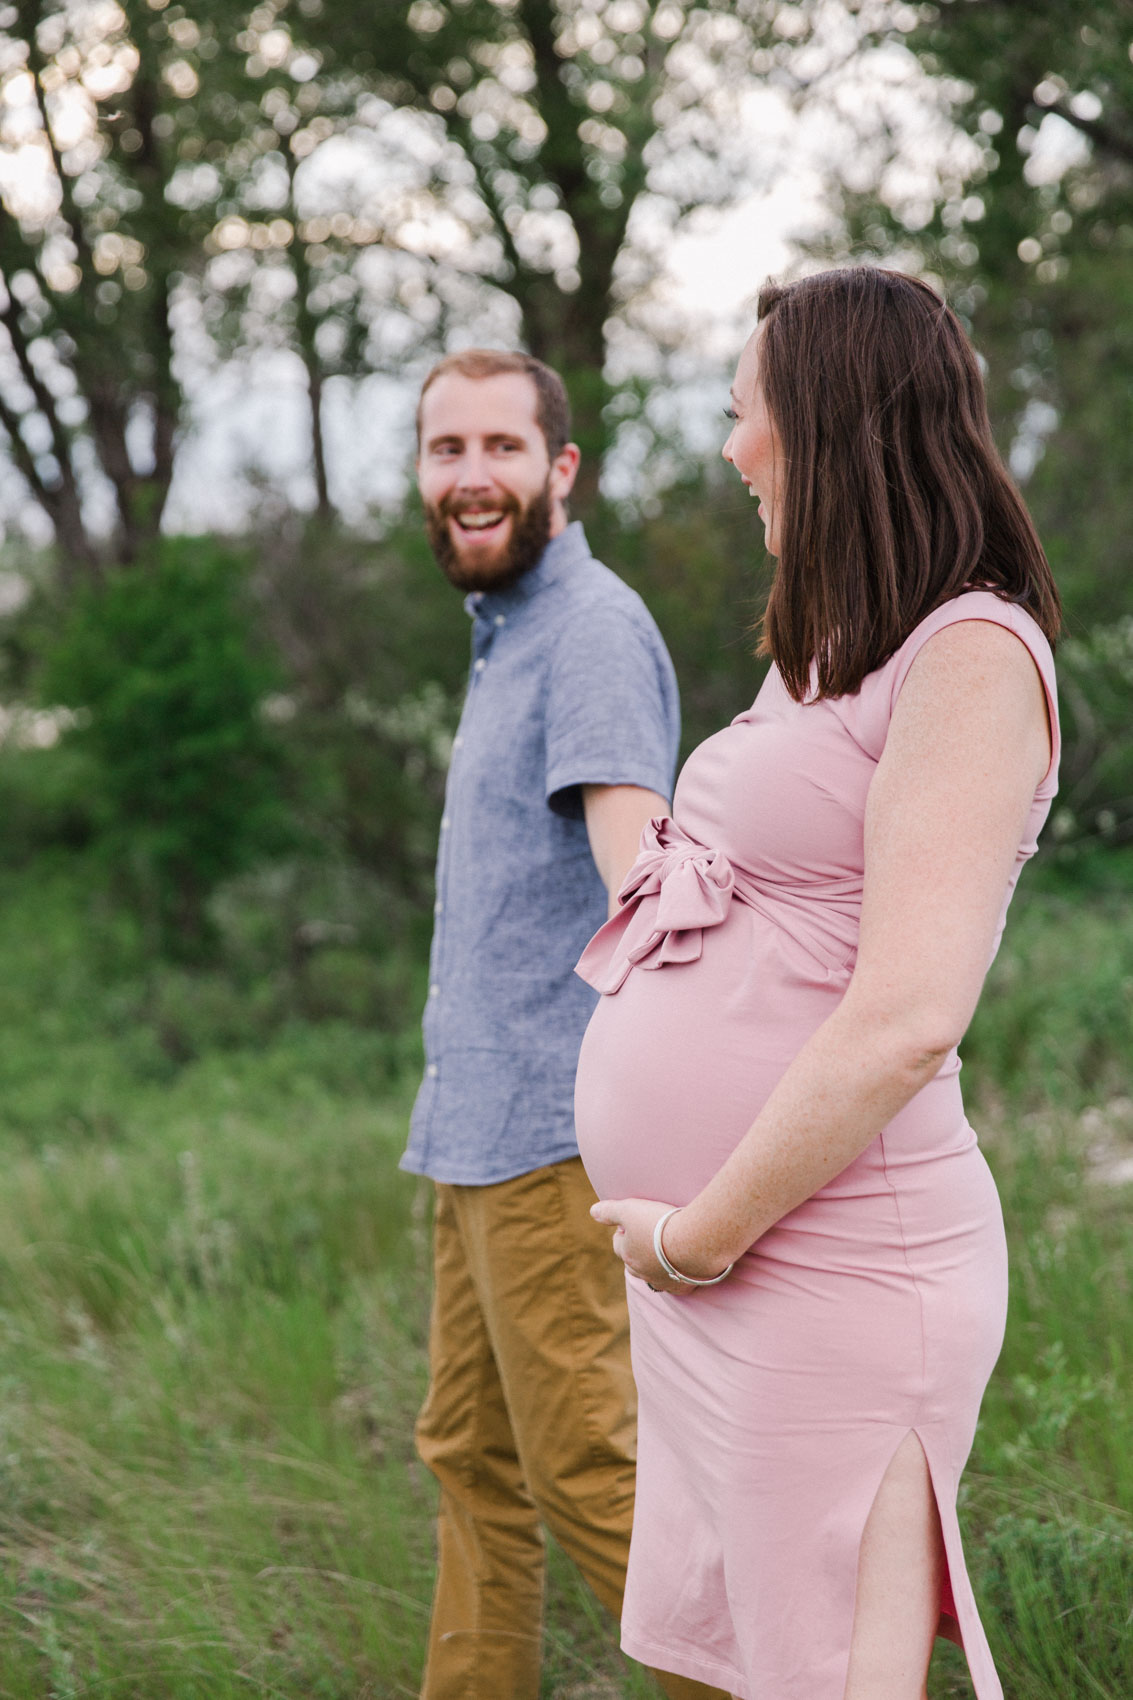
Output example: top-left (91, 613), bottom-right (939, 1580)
top-left (438, 492), bottom-right (520, 522)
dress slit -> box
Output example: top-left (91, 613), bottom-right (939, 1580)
top-left (917, 1427), bottom-right (1004, 1700)
top-left (838, 1426), bottom-right (1002, 1700)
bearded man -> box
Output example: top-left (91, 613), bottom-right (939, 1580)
top-left (402, 350), bottom-right (722, 1700)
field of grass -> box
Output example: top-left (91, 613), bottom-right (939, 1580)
top-left (0, 856), bottom-right (1129, 1698)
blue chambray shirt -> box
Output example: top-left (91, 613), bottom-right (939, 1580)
top-left (401, 522), bottom-right (680, 1185)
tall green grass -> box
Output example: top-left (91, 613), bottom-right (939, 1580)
top-left (932, 858), bottom-right (1133, 1698)
top-left (0, 858), bottom-right (1128, 1696)
top-left (0, 1060), bottom-right (434, 1695)
top-left (0, 866), bottom-right (651, 1698)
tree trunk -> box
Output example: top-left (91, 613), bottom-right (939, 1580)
top-left (518, 278), bottom-right (609, 514)
top-left (288, 155), bottom-right (334, 526)
top-left (307, 360), bottom-right (332, 524)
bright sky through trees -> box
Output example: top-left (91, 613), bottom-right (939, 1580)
top-left (0, 0), bottom-right (1109, 542)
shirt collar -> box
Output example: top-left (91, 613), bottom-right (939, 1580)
top-left (465, 521), bottom-right (591, 622)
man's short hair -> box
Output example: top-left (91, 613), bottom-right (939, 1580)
top-left (416, 350), bottom-right (572, 461)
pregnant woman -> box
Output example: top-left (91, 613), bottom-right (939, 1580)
top-left (575, 268), bottom-right (1060, 1700)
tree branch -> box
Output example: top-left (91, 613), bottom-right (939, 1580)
top-left (521, 0), bottom-right (590, 212)
top-left (15, 0), bottom-right (139, 545)
top-left (286, 145), bottom-right (333, 523)
top-left (447, 112), bottom-right (534, 310)
top-left (0, 389), bottom-right (54, 509)
top-left (128, 53), bottom-right (181, 534)
top-left (16, 0), bottom-right (101, 312)
top-left (0, 289), bottom-right (91, 553)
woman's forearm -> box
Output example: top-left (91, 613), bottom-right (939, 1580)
top-left (630, 623), bottom-right (1050, 1287)
top-left (663, 999), bottom-right (954, 1280)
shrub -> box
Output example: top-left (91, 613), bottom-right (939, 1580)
top-left (964, 866), bottom-right (1133, 1107)
top-left (40, 538), bottom-right (293, 953)
top-left (1050, 617), bottom-right (1133, 850)
top-left (252, 517), bottom-right (467, 910)
top-left (0, 738), bottom-right (98, 864)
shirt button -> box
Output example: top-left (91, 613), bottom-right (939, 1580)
top-left (453, 735), bottom-right (463, 749)
top-left (473, 657), bottom-right (486, 672)
top-left (429, 983), bottom-right (439, 997)
top-left (440, 815), bottom-right (450, 830)
top-left (494, 613), bottom-right (506, 626)
top-left (426, 1064), bottom-right (438, 1078)
top-left (434, 900), bottom-right (444, 914)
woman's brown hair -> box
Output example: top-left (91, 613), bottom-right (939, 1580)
top-left (754, 267), bottom-right (1061, 701)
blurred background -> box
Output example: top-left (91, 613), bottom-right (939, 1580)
top-left (0, 2), bottom-right (1129, 1695)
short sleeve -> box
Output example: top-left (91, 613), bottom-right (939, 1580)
top-left (544, 596), bottom-right (681, 819)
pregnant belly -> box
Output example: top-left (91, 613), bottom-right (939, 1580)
top-left (574, 911), bottom-right (846, 1204)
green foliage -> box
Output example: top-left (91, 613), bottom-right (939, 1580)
top-left (252, 516), bottom-right (468, 913)
top-left (0, 0), bottom-right (396, 553)
top-left (0, 0), bottom-right (213, 560)
top-left (1018, 256), bottom-right (1133, 630)
top-left (0, 741), bottom-right (98, 866)
top-left (589, 471), bottom-right (775, 758)
top-left (358, 1), bottom-right (803, 500)
top-left (0, 860), bottom-right (637, 1697)
top-left (1052, 619), bottom-right (1133, 847)
top-left (962, 854), bottom-right (1133, 1107)
top-left (979, 1515), bottom-right (1133, 1698)
top-left (39, 539), bottom-right (292, 952)
top-left (0, 861), bottom-right (1126, 1696)
top-left (828, 0), bottom-right (1133, 634)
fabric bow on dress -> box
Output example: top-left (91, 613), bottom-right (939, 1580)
top-left (576, 817), bottom-right (743, 996)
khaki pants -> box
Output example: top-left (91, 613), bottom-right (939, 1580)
top-left (415, 1158), bottom-right (725, 1700)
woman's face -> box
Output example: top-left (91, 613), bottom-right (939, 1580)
top-left (722, 325), bottom-right (784, 556)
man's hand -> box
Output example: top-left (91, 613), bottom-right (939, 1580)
top-left (582, 784), bottom-right (669, 917)
top-left (589, 1197), bottom-right (691, 1295)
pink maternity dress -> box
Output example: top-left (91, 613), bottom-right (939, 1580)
top-left (574, 592), bottom-right (1059, 1700)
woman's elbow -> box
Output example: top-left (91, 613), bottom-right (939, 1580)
top-left (848, 995), bottom-right (972, 1083)
top-left (892, 1008), bottom-right (971, 1080)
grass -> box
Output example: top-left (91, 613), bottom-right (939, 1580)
top-left (0, 855), bottom-right (1128, 1696)
top-left (0, 1043), bottom-right (435, 1690)
top-left (0, 863), bottom-right (647, 1698)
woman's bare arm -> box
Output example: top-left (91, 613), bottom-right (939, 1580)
top-left (592, 620), bottom-right (1051, 1285)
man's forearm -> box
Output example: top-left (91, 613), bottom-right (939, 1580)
top-left (582, 784), bottom-right (669, 916)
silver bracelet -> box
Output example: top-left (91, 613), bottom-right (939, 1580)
top-left (652, 1207), bottom-right (735, 1287)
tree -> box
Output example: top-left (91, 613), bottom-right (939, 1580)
top-left (339, 0), bottom-right (853, 506)
top-left (819, 0), bottom-right (1133, 623)
top-left (799, 0), bottom-right (1133, 846)
top-left (0, 0), bottom-right (209, 567)
top-left (0, 2), bottom-right (896, 543)
top-left (40, 536), bottom-right (292, 950)
top-left (920, 0), bottom-right (1133, 628)
top-left (0, 0), bottom-right (378, 559)
top-left (190, 5), bottom-right (380, 529)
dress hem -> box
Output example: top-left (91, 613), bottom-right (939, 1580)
top-left (622, 1629), bottom-right (745, 1696)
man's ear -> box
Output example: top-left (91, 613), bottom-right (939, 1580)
top-left (549, 442), bottom-right (581, 505)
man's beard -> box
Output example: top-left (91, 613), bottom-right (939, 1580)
top-left (424, 481), bottom-right (554, 593)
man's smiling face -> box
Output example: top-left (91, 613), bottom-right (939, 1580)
top-left (417, 371), bottom-right (573, 592)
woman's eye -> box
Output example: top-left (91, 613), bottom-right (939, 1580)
top-left (722, 406), bottom-right (737, 422)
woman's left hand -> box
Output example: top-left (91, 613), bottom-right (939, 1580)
top-left (590, 1197), bottom-right (690, 1295)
